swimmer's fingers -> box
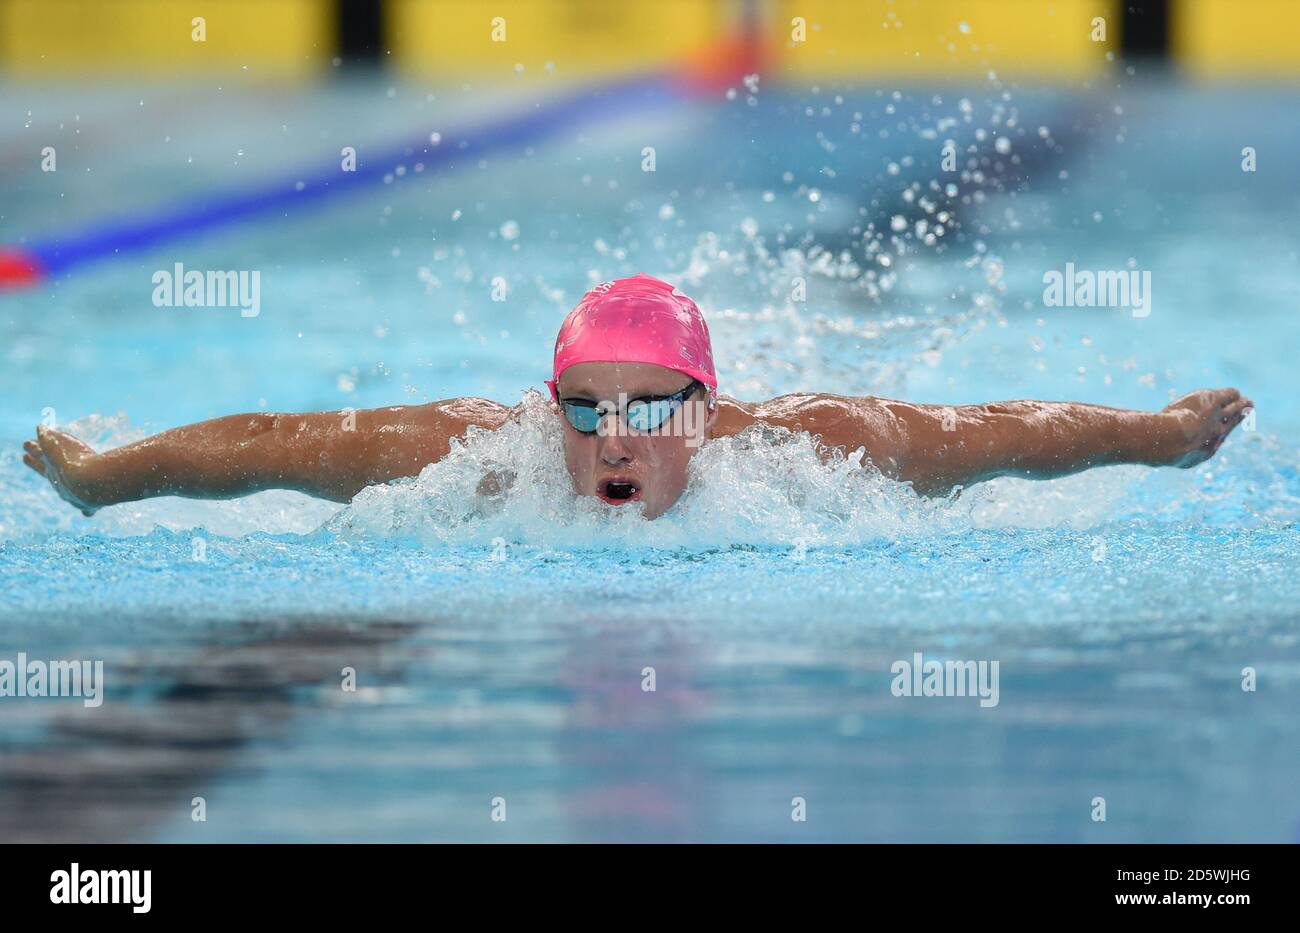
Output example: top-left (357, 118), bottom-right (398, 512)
top-left (1220, 397), bottom-right (1252, 423)
top-left (23, 440), bottom-right (47, 475)
top-left (1165, 387), bottom-right (1241, 423)
top-left (1164, 389), bottom-right (1251, 467)
top-left (1202, 397), bottom-right (1253, 458)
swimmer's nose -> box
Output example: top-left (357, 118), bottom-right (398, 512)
top-left (599, 420), bottom-right (633, 464)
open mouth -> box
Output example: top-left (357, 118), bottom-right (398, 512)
top-left (597, 477), bottom-right (642, 504)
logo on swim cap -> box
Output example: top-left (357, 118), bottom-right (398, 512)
top-left (547, 273), bottom-right (717, 401)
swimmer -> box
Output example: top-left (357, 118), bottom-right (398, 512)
top-left (23, 273), bottom-right (1252, 520)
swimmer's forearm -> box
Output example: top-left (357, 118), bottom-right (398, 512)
top-left (884, 400), bottom-right (1182, 494)
top-left (74, 408), bottom-right (446, 506)
top-left (72, 412), bottom-right (355, 505)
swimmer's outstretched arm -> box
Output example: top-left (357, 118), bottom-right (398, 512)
top-left (22, 399), bottom-right (513, 515)
top-left (728, 387), bottom-right (1253, 496)
top-left (863, 387), bottom-right (1252, 495)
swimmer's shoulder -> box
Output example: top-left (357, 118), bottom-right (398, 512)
top-left (712, 393), bottom-right (901, 464)
top-left (404, 397), bottom-right (515, 435)
top-left (714, 392), bottom-right (870, 434)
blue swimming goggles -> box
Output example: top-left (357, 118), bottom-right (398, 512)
top-left (561, 380), bottom-right (706, 435)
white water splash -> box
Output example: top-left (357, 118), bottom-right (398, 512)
top-left (329, 389), bottom-right (961, 548)
top-left (327, 390), bottom-right (1294, 549)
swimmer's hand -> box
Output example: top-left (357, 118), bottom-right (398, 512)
top-left (1159, 388), bottom-right (1254, 468)
top-left (23, 426), bottom-right (102, 516)
top-left (476, 469), bottom-right (516, 499)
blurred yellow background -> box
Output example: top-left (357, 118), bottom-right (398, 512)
top-left (0, 0), bottom-right (333, 77)
top-left (0, 0), bottom-right (1296, 79)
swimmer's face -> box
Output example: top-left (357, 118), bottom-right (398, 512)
top-left (555, 361), bottom-right (716, 520)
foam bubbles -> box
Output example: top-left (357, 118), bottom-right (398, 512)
top-left (330, 390), bottom-right (985, 550)
top-left (326, 391), bottom-right (1298, 552)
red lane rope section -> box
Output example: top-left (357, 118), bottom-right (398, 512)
top-left (0, 250), bottom-right (44, 288)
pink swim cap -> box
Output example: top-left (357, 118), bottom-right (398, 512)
top-left (546, 273), bottom-right (717, 401)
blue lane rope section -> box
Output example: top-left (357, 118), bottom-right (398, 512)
top-left (9, 72), bottom-right (687, 283)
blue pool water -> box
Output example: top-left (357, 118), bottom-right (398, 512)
top-left (1, 73), bottom-right (1298, 841)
